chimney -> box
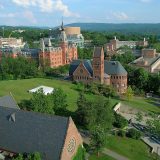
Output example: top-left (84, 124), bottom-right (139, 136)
top-left (9, 113), bottom-right (16, 122)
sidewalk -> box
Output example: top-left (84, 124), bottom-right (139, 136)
top-left (102, 148), bottom-right (129, 160)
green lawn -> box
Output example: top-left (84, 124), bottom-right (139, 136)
top-left (121, 96), bottom-right (160, 114)
top-left (0, 78), bottom-right (118, 111)
top-left (89, 154), bottom-right (115, 160)
top-left (106, 135), bottom-right (154, 160)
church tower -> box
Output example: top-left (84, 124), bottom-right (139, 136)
top-left (59, 21), bottom-right (68, 65)
top-left (92, 47), bottom-right (104, 84)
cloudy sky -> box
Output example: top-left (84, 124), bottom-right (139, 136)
top-left (0, 0), bottom-right (159, 26)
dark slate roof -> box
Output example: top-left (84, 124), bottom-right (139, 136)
top-left (69, 59), bottom-right (93, 76)
top-left (104, 61), bottom-right (127, 75)
top-left (0, 95), bottom-right (19, 109)
top-left (93, 47), bottom-right (103, 57)
top-left (0, 106), bottom-right (69, 160)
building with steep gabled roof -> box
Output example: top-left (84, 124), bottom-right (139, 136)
top-left (69, 47), bottom-right (128, 94)
top-left (0, 102), bottom-right (83, 160)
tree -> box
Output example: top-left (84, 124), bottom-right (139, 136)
top-left (147, 116), bottom-right (160, 138)
top-left (30, 89), bottom-right (54, 114)
top-left (12, 154), bottom-right (23, 160)
top-left (50, 88), bottom-right (67, 113)
top-left (76, 92), bottom-right (90, 126)
top-left (113, 113), bottom-right (128, 128)
top-left (126, 128), bottom-right (142, 140)
top-left (133, 68), bottom-right (149, 90)
top-left (111, 49), bottom-right (135, 65)
top-left (88, 97), bottom-right (114, 132)
top-left (90, 125), bottom-right (107, 157)
top-left (27, 152), bottom-right (41, 160)
top-left (125, 86), bottom-right (134, 101)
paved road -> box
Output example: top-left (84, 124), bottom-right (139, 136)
top-left (142, 136), bottom-right (160, 156)
top-left (102, 148), bottom-right (129, 160)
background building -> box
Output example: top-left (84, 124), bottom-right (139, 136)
top-left (130, 49), bottom-right (160, 73)
top-left (64, 27), bottom-right (84, 48)
top-left (105, 37), bottom-right (148, 52)
top-left (0, 37), bottom-right (25, 49)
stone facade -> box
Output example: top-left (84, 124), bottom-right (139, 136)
top-left (60, 117), bottom-right (83, 160)
top-left (73, 62), bottom-right (92, 84)
top-left (70, 47), bottom-right (128, 94)
top-left (110, 75), bottom-right (128, 94)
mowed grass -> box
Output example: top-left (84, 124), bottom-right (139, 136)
top-left (89, 154), bottom-right (115, 160)
top-left (0, 78), bottom-right (118, 111)
top-left (106, 135), bottom-right (153, 160)
top-left (122, 96), bottom-right (160, 114)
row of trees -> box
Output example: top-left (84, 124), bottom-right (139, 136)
top-left (0, 57), bottom-right (71, 80)
top-left (83, 31), bottom-right (159, 46)
top-left (0, 56), bottom-right (39, 80)
top-left (125, 66), bottom-right (160, 95)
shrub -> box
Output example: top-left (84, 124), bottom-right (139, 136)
top-left (117, 130), bottom-right (126, 137)
top-left (73, 146), bottom-right (86, 160)
top-left (126, 128), bottom-right (142, 140)
top-left (113, 113), bottom-right (128, 128)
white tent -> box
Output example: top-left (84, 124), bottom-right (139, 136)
top-left (29, 86), bottom-right (54, 95)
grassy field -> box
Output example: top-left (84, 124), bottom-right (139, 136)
top-left (106, 135), bottom-right (154, 160)
top-left (0, 78), bottom-right (118, 111)
top-left (89, 154), bottom-right (115, 160)
top-left (122, 96), bottom-right (160, 114)
top-left (0, 78), bottom-right (159, 114)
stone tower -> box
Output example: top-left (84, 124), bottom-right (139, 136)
top-left (92, 47), bottom-right (104, 84)
top-left (59, 21), bottom-right (68, 65)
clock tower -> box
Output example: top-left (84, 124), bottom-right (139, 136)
top-left (92, 47), bottom-right (104, 84)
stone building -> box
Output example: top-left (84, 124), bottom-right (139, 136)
top-left (130, 49), bottom-right (160, 73)
top-left (0, 96), bottom-right (83, 160)
top-left (39, 24), bottom-right (78, 68)
top-left (69, 47), bottom-right (128, 94)
top-left (105, 36), bottom-right (148, 53)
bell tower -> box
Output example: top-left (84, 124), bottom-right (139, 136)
top-left (59, 20), bottom-right (68, 65)
top-left (92, 47), bottom-right (104, 84)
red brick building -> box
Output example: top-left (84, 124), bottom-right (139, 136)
top-left (0, 96), bottom-right (83, 160)
top-left (39, 24), bottom-right (78, 68)
top-left (69, 47), bottom-right (128, 94)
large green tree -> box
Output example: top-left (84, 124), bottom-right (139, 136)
top-left (50, 88), bottom-right (68, 113)
top-left (90, 126), bottom-right (107, 157)
top-left (30, 89), bottom-right (54, 114)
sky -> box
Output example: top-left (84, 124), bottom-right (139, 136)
top-left (0, 0), bottom-right (159, 27)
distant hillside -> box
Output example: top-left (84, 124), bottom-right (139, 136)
top-left (65, 23), bottom-right (160, 35)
